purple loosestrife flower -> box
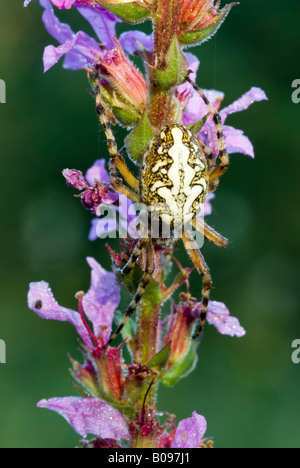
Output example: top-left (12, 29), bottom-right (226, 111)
top-left (28, 257), bottom-right (121, 349)
top-left (30, 0), bottom-right (122, 72)
top-left (171, 412), bottom-right (207, 449)
top-left (37, 397), bottom-right (130, 441)
top-left (181, 62), bottom-right (268, 157)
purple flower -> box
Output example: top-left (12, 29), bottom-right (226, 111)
top-left (35, 0), bottom-right (121, 72)
top-left (119, 30), bottom-right (154, 55)
top-left (50, 0), bottom-right (77, 9)
top-left (28, 257), bottom-right (121, 349)
top-left (207, 301), bottom-right (246, 338)
top-left (181, 59), bottom-right (268, 158)
top-left (171, 412), bottom-right (207, 448)
top-left (37, 397), bottom-right (130, 440)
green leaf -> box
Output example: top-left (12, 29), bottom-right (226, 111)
top-left (98, 2), bottom-right (151, 24)
top-left (147, 342), bottom-right (171, 372)
top-left (111, 106), bottom-right (141, 128)
top-left (125, 111), bottom-right (154, 163)
top-left (115, 263), bottom-right (144, 295)
top-left (114, 310), bottom-right (136, 341)
top-left (154, 35), bottom-right (188, 90)
top-left (161, 342), bottom-right (198, 387)
top-left (179, 4), bottom-right (237, 46)
top-left (136, 278), bottom-right (163, 365)
top-left (186, 114), bottom-right (210, 134)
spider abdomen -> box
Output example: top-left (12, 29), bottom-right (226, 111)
top-left (141, 124), bottom-right (208, 229)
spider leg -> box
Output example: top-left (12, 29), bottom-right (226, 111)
top-left (182, 229), bottom-right (212, 339)
top-left (94, 72), bottom-right (141, 198)
top-left (186, 76), bottom-right (229, 183)
top-left (104, 239), bottom-right (154, 349)
top-left (208, 179), bottom-right (220, 193)
top-left (117, 238), bottom-right (148, 275)
top-left (198, 136), bottom-right (216, 171)
top-left (190, 218), bottom-right (228, 248)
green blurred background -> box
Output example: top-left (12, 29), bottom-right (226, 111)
top-left (0, 0), bottom-right (299, 448)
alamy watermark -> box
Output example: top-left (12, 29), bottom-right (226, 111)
top-left (291, 79), bottom-right (300, 104)
top-left (0, 79), bottom-right (6, 104)
top-left (291, 339), bottom-right (300, 364)
top-left (93, 195), bottom-right (206, 249)
top-left (0, 340), bottom-right (6, 364)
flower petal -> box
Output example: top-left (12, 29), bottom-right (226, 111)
top-left (40, 0), bottom-right (101, 71)
top-left (37, 397), bottom-right (130, 440)
top-left (223, 125), bottom-right (255, 158)
top-left (171, 412), bottom-right (207, 448)
top-left (76, 4), bottom-right (122, 50)
top-left (40, 0), bottom-right (74, 44)
top-left (182, 88), bottom-right (224, 125)
top-left (85, 159), bottom-right (110, 186)
top-left (207, 301), bottom-right (246, 337)
top-left (43, 31), bottom-right (100, 72)
top-left (201, 122), bottom-right (255, 157)
top-left (51, 0), bottom-right (76, 8)
top-left (119, 31), bottom-right (153, 55)
top-left (28, 282), bottom-right (93, 349)
top-left (221, 87), bottom-right (268, 122)
top-left (82, 258), bottom-right (121, 340)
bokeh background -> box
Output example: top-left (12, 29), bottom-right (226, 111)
top-left (0, 0), bottom-right (299, 448)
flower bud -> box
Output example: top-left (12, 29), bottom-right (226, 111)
top-left (97, 39), bottom-right (148, 120)
top-left (178, 0), bottom-right (239, 46)
top-left (96, 346), bottom-right (125, 402)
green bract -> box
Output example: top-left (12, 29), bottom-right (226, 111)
top-left (154, 36), bottom-right (188, 90)
top-left (162, 342), bottom-right (199, 387)
top-left (98, 1), bottom-right (151, 23)
top-left (125, 111), bottom-right (154, 163)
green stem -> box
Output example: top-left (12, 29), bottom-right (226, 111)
top-left (134, 279), bottom-right (162, 366)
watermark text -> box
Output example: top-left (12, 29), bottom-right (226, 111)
top-left (0, 339), bottom-right (6, 364)
top-left (291, 79), bottom-right (300, 104)
top-left (0, 79), bottom-right (6, 104)
top-left (291, 339), bottom-right (300, 364)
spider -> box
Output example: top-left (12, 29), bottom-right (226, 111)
top-left (92, 70), bottom-right (229, 348)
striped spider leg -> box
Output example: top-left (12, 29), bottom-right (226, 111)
top-left (103, 238), bottom-right (155, 349)
top-left (183, 76), bottom-right (230, 338)
top-left (185, 75), bottom-right (230, 184)
top-left (93, 68), bottom-right (156, 349)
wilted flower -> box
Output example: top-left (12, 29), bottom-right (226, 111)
top-left (63, 160), bottom-right (118, 216)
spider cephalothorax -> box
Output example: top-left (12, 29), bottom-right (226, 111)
top-left (92, 70), bottom-right (230, 348)
top-left (141, 124), bottom-right (208, 231)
